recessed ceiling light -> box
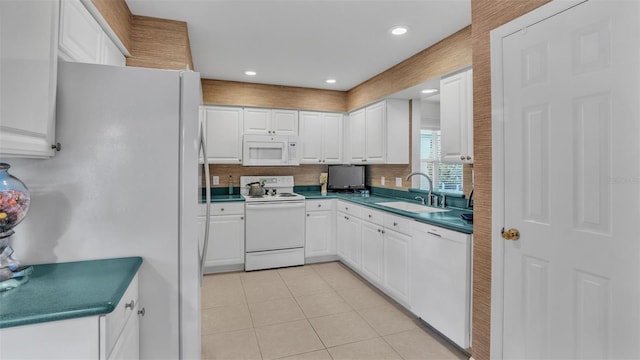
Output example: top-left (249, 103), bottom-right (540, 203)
top-left (245, 70), bottom-right (257, 76)
top-left (421, 88), bottom-right (438, 94)
top-left (326, 79), bottom-right (337, 84)
top-left (390, 26), bottom-right (409, 36)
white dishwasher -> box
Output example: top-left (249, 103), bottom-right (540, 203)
top-left (241, 176), bottom-right (306, 271)
top-left (411, 222), bottom-right (472, 349)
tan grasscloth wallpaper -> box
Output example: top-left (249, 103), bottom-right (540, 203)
top-left (94, 2), bottom-right (557, 359)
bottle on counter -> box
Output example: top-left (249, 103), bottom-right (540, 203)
top-left (228, 175), bottom-right (233, 195)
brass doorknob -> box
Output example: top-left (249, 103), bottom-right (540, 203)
top-left (502, 228), bottom-right (520, 241)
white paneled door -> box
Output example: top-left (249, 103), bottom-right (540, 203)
top-left (498, 1), bottom-right (640, 358)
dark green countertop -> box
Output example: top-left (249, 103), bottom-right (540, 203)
top-left (0, 257), bottom-right (142, 329)
top-left (298, 191), bottom-right (473, 234)
top-left (200, 189), bottom-right (472, 234)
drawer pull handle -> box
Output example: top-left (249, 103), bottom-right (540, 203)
top-left (368, 214), bottom-right (372, 218)
top-left (393, 222), bottom-right (398, 226)
top-left (138, 307), bottom-right (146, 317)
top-left (317, 204), bottom-right (322, 207)
top-left (427, 231), bottom-right (441, 237)
top-left (240, 216), bottom-right (244, 220)
top-left (125, 300), bottom-right (135, 310)
top-left (307, 213), bottom-right (310, 217)
top-left (220, 208), bottom-right (224, 211)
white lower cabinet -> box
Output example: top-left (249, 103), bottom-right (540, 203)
top-left (360, 221), bottom-right (383, 285)
top-left (0, 274), bottom-right (140, 359)
top-left (336, 210), bottom-right (362, 270)
top-left (305, 200), bottom-right (336, 260)
top-left (199, 202), bottom-right (245, 273)
top-left (359, 207), bottom-right (384, 285)
top-left (336, 202), bottom-right (412, 307)
top-left (382, 228), bottom-right (412, 307)
top-left (411, 222), bottom-right (471, 349)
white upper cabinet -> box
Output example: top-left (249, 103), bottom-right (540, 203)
top-left (440, 68), bottom-right (473, 163)
top-left (201, 106), bottom-right (244, 164)
top-left (58, 0), bottom-right (125, 66)
top-left (0, 0), bottom-right (59, 158)
top-left (347, 109), bottom-right (366, 163)
top-left (272, 109), bottom-right (299, 135)
top-left (364, 101), bottom-right (386, 163)
top-left (299, 111), bottom-right (343, 164)
top-left (243, 108), bottom-right (298, 135)
top-left (346, 99), bottom-right (409, 164)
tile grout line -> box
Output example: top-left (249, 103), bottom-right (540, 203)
top-left (240, 273), bottom-right (266, 360)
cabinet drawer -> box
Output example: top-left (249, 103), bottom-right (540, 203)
top-left (337, 201), bottom-right (363, 218)
top-left (103, 274), bottom-right (138, 356)
top-left (199, 202), bottom-right (244, 216)
top-left (384, 214), bottom-right (412, 236)
top-left (306, 199), bottom-right (334, 212)
top-left (362, 208), bottom-right (384, 226)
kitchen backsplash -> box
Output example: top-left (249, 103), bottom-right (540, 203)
top-left (204, 163), bottom-right (472, 195)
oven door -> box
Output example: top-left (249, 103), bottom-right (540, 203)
top-left (245, 201), bottom-right (305, 252)
top-left (243, 135), bottom-right (288, 166)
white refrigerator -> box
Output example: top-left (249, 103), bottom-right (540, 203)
top-left (4, 62), bottom-right (204, 359)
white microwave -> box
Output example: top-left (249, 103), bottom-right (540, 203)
top-left (242, 134), bottom-right (299, 166)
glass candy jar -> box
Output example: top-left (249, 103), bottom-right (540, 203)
top-left (0, 163), bottom-right (32, 290)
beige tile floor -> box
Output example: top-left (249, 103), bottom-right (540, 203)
top-left (202, 261), bottom-right (468, 360)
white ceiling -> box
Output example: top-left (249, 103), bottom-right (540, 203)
top-left (125, 0), bottom-right (471, 92)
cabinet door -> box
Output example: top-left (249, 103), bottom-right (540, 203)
top-left (346, 216), bottom-right (362, 270)
top-left (108, 305), bottom-right (140, 359)
top-left (361, 221), bottom-right (383, 285)
top-left (58, 0), bottom-right (103, 63)
top-left (348, 109), bottom-right (366, 163)
top-left (440, 68), bottom-right (473, 163)
top-left (336, 212), bottom-right (350, 261)
top-left (305, 210), bottom-right (335, 258)
top-left (385, 99), bottom-right (410, 164)
top-left (101, 34), bottom-right (126, 66)
top-left (206, 214), bottom-right (245, 267)
top-left (383, 229), bottom-right (411, 306)
top-left (322, 113), bottom-right (343, 164)
top-left (299, 111), bottom-right (324, 164)
top-left (272, 109), bottom-right (298, 135)
top-left (336, 212), bottom-right (361, 269)
top-left (243, 108), bottom-right (271, 134)
top-left (203, 106), bottom-right (243, 164)
top-left (365, 101), bottom-right (386, 163)
top-left (0, 0), bottom-right (58, 158)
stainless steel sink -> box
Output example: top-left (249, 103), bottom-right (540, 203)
top-left (376, 201), bottom-right (450, 213)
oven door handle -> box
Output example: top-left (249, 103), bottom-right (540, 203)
top-left (245, 202), bottom-right (305, 210)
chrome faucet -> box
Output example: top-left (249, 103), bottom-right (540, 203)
top-left (467, 187), bottom-right (474, 208)
top-left (406, 172), bottom-right (434, 206)
top-left (414, 196), bottom-right (426, 205)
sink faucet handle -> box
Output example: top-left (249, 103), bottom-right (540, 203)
top-left (414, 196), bottom-right (426, 205)
top-left (429, 193), bottom-right (439, 207)
top-left (440, 193), bottom-right (446, 208)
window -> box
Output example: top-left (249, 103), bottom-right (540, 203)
top-left (419, 130), bottom-right (463, 192)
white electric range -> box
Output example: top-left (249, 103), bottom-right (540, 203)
top-left (240, 176), bottom-right (305, 271)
